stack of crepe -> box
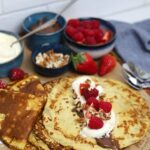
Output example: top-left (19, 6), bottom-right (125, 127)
top-left (0, 75), bottom-right (150, 150)
top-left (0, 75), bottom-right (46, 150)
top-left (28, 76), bottom-right (150, 150)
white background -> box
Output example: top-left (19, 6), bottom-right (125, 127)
top-left (0, 0), bottom-right (149, 32)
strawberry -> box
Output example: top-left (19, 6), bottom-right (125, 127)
top-left (82, 88), bottom-right (99, 100)
top-left (9, 68), bottom-right (25, 81)
top-left (0, 80), bottom-right (7, 89)
top-left (72, 32), bottom-right (85, 43)
top-left (86, 97), bottom-right (99, 111)
top-left (80, 83), bottom-right (90, 95)
top-left (101, 31), bottom-right (111, 43)
top-left (99, 101), bottom-right (112, 113)
top-left (91, 20), bottom-right (100, 29)
top-left (83, 29), bottom-right (95, 36)
top-left (81, 20), bottom-right (92, 29)
top-left (71, 53), bottom-right (97, 74)
top-left (98, 54), bottom-right (116, 76)
top-left (67, 19), bottom-right (80, 28)
top-left (65, 26), bottom-right (76, 38)
top-left (85, 36), bottom-right (97, 45)
top-left (95, 29), bottom-right (103, 43)
top-left (88, 116), bottom-right (104, 129)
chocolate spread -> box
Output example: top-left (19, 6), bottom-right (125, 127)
top-left (30, 17), bottom-right (61, 34)
top-left (72, 107), bottom-right (84, 118)
top-left (96, 135), bottom-right (120, 150)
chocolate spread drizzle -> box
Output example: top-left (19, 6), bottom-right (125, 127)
top-left (72, 107), bottom-right (84, 118)
top-left (96, 134), bottom-right (120, 150)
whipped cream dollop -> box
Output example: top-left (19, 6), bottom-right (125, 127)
top-left (0, 32), bottom-right (21, 64)
top-left (72, 76), bottom-right (116, 138)
top-left (80, 110), bottom-right (116, 138)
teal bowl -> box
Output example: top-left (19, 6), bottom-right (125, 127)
top-left (0, 31), bottom-right (24, 78)
top-left (31, 44), bottom-right (71, 77)
top-left (22, 12), bottom-right (66, 51)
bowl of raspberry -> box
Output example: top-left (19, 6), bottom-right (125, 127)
top-left (63, 17), bottom-right (116, 59)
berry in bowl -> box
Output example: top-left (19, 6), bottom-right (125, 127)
top-left (0, 31), bottom-right (24, 78)
top-left (31, 44), bottom-right (71, 76)
top-left (63, 18), bottom-right (116, 59)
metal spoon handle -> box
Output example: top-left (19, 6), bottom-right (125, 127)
top-left (11, 0), bottom-right (77, 47)
top-left (141, 82), bottom-right (150, 88)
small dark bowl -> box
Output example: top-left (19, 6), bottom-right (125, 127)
top-left (0, 30), bottom-right (24, 78)
top-left (63, 17), bottom-right (116, 59)
top-left (31, 44), bottom-right (71, 76)
top-left (22, 12), bottom-right (66, 51)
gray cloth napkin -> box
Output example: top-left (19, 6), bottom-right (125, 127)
top-left (110, 19), bottom-right (150, 73)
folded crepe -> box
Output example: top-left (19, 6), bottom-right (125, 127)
top-left (31, 76), bottom-right (150, 150)
top-left (0, 75), bottom-right (46, 150)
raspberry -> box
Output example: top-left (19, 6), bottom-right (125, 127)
top-left (72, 32), bottom-right (85, 43)
top-left (83, 88), bottom-right (99, 100)
top-left (80, 83), bottom-right (90, 95)
top-left (85, 36), bottom-right (97, 45)
top-left (0, 80), bottom-right (7, 89)
top-left (99, 101), bottom-right (112, 113)
top-left (86, 97), bottom-right (99, 111)
top-left (68, 19), bottom-right (80, 27)
top-left (65, 26), bottom-right (76, 38)
top-left (9, 68), bottom-right (25, 81)
top-left (88, 116), bottom-right (104, 129)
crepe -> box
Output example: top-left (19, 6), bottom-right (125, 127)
top-left (0, 75), bottom-right (47, 150)
top-left (28, 79), bottom-right (69, 150)
top-left (37, 76), bottom-right (150, 150)
top-left (0, 90), bottom-right (43, 150)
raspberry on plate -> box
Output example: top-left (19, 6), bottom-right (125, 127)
top-left (88, 116), bottom-right (104, 129)
top-left (99, 101), bottom-right (112, 113)
top-left (83, 88), bottom-right (99, 100)
top-left (80, 83), bottom-right (90, 95)
top-left (9, 68), bottom-right (25, 81)
top-left (86, 97), bottom-right (100, 111)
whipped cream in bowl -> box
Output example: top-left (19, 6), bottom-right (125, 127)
top-left (0, 31), bottom-right (23, 77)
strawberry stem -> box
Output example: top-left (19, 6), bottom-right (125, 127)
top-left (71, 53), bottom-right (85, 69)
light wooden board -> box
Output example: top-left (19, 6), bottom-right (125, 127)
top-left (1, 48), bottom-right (150, 150)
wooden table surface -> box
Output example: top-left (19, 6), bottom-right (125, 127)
top-left (1, 47), bottom-right (150, 150)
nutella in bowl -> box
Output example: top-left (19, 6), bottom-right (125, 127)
top-left (30, 17), bottom-right (61, 34)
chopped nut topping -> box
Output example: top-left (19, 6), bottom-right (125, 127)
top-left (35, 49), bottom-right (70, 68)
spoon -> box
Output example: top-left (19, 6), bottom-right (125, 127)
top-left (127, 62), bottom-right (150, 81)
top-left (123, 70), bottom-right (150, 90)
top-left (11, 0), bottom-right (77, 47)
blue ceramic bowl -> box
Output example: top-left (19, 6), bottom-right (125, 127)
top-left (23, 12), bottom-right (66, 51)
top-left (0, 31), bottom-right (24, 78)
top-left (31, 44), bottom-right (71, 76)
top-left (63, 17), bottom-right (116, 59)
